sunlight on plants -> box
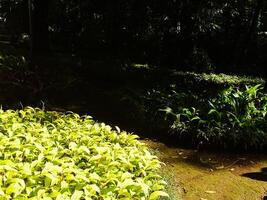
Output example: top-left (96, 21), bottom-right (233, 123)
top-left (0, 107), bottom-right (168, 199)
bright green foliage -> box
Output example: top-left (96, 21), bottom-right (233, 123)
top-left (162, 85), bottom-right (267, 150)
top-left (0, 107), bottom-right (168, 199)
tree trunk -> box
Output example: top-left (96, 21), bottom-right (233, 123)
top-left (233, 0), bottom-right (263, 66)
top-left (180, 0), bottom-right (194, 68)
top-left (32, 0), bottom-right (51, 55)
top-left (246, 0), bottom-right (263, 44)
top-left (179, 0), bottom-right (202, 69)
top-left (104, 0), bottom-right (120, 60)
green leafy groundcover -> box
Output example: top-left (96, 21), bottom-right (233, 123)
top-left (0, 107), bottom-right (168, 200)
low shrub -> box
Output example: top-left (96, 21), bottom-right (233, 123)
top-left (0, 51), bottom-right (37, 102)
top-left (0, 107), bottom-right (168, 199)
top-left (0, 51), bottom-right (30, 84)
top-left (162, 84), bottom-right (267, 151)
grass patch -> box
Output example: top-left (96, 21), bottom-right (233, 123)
top-left (0, 107), bottom-right (168, 199)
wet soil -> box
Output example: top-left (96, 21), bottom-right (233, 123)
top-left (143, 140), bottom-right (267, 200)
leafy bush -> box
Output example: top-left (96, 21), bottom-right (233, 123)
top-left (0, 51), bottom-right (36, 99)
top-left (162, 85), bottom-right (267, 151)
top-left (0, 107), bottom-right (168, 199)
top-left (0, 52), bottom-right (29, 83)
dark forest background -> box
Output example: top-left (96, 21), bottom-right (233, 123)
top-left (0, 0), bottom-right (266, 75)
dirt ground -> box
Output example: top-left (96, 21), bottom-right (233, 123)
top-left (143, 140), bottom-right (267, 200)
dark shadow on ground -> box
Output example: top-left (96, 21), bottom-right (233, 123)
top-left (242, 167), bottom-right (267, 182)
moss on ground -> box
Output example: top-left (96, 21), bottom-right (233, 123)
top-left (144, 140), bottom-right (267, 200)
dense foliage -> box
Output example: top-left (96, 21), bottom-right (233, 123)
top-left (117, 71), bottom-right (264, 123)
top-left (104, 71), bottom-right (266, 151)
top-left (162, 84), bottom-right (267, 150)
top-left (0, 107), bottom-right (168, 199)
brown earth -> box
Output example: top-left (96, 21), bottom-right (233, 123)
top-left (143, 140), bottom-right (267, 200)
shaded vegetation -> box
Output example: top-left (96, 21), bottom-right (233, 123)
top-left (162, 84), bottom-right (267, 150)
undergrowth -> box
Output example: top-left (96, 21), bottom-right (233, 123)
top-left (161, 84), bottom-right (267, 151)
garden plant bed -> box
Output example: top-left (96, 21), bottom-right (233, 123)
top-left (0, 107), bottom-right (168, 199)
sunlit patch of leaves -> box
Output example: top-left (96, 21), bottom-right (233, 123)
top-left (170, 71), bottom-right (265, 86)
top-left (0, 107), bottom-right (168, 199)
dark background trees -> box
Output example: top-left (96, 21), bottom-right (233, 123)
top-left (0, 0), bottom-right (266, 75)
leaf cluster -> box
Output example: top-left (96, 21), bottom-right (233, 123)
top-left (0, 107), bottom-right (168, 199)
top-left (162, 85), bottom-right (267, 150)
